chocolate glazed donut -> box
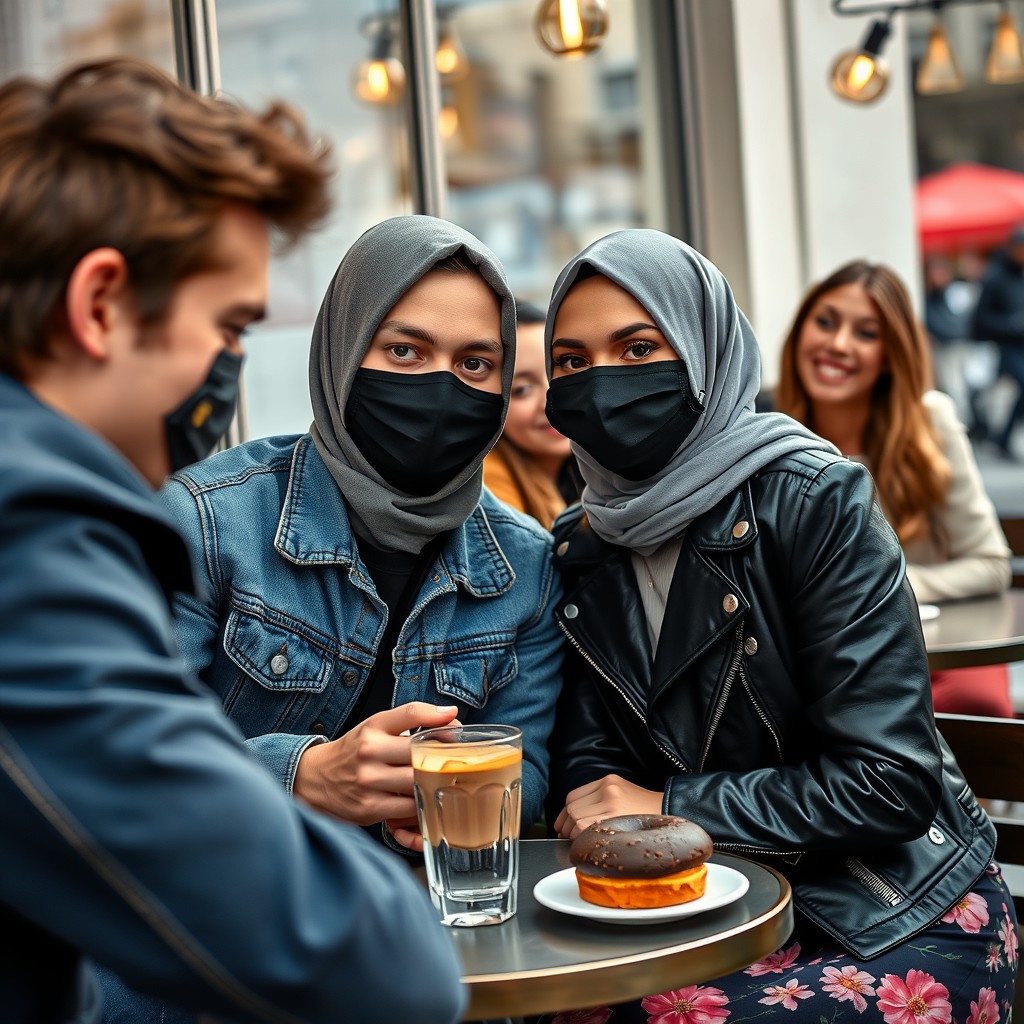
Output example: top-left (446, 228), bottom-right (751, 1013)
top-left (570, 814), bottom-right (713, 877)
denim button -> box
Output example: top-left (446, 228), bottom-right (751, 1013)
top-left (343, 670), bottom-right (358, 686)
top-left (311, 722), bottom-right (327, 735)
top-left (269, 654), bottom-right (289, 675)
top-left (564, 604), bottom-right (579, 619)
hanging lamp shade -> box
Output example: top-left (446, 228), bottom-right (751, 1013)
top-left (986, 8), bottom-right (1024, 84)
top-left (916, 19), bottom-right (965, 93)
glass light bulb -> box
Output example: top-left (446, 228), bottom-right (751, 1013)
top-left (533, 0), bottom-right (608, 58)
top-left (353, 56), bottom-right (406, 106)
top-left (986, 10), bottom-right (1024, 84)
top-left (436, 27), bottom-right (469, 81)
top-left (916, 21), bottom-right (964, 94)
top-left (831, 50), bottom-right (890, 103)
top-left (439, 105), bottom-right (459, 140)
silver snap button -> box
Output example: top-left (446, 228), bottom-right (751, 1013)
top-left (270, 654), bottom-right (289, 675)
top-left (723, 594), bottom-right (739, 614)
top-left (564, 604), bottom-right (579, 619)
top-left (928, 826), bottom-right (945, 845)
top-left (744, 636), bottom-right (758, 656)
top-left (556, 541), bottom-right (569, 557)
top-left (732, 521), bottom-right (750, 539)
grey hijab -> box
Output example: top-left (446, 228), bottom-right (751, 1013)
top-left (309, 215), bottom-right (515, 554)
top-left (546, 229), bottom-right (838, 554)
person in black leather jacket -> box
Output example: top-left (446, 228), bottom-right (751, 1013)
top-left (542, 230), bottom-right (1016, 1024)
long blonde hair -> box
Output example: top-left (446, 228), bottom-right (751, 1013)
top-left (776, 261), bottom-right (950, 545)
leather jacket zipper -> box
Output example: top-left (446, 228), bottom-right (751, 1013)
top-left (562, 618), bottom-right (803, 859)
top-left (699, 625), bottom-right (744, 770)
top-left (845, 857), bottom-right (904, 906)
top-left (558, 619), bottom-right (688, 772)
top-left (738, 662), bottom-right (783, 763)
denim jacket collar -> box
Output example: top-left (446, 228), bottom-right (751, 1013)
top-left (274, 435), bottom-right (514, 598)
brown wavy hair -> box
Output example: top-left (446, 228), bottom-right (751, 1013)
top-left (0, 57), bottom-right (333, 375)
top-left (776, 261), bottom-right (950, 545)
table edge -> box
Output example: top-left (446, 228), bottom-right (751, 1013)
top-left (463, 860), bottom-right (794, 1020)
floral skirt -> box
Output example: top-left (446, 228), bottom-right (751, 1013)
top-left (541, 864), bottom-right (1018, 1024)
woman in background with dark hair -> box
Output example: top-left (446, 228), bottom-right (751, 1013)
top-left (484, 300), bottom-right (580, 528)
top-left (777, 260), bottom-right (1013, 717)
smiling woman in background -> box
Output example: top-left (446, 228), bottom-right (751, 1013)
top-left (776, 260), bottom-right (1013, 718)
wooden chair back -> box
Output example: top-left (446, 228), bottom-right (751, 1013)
top-left (934, 711), bottom-right (1024, 867)
top-left (1000, 517), bottom-right (1024, 588)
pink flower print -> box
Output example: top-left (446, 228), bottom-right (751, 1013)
top-left (552, 1009), bottom-right (613, 1024)
top-left (967, 987), bottom-right (1000, 1024)
top-left (744, 943), bottom-right (802, 977)
top-left (643, 985), bottom-right (730, 1024)
top-left (820, 965), bottom-right (877, 1013)
top-left (759, 980), bottom-right (815, 1011)
top-left (877, 970), bottom-right (952, 1024)
top-left (998, 913), bottom-right (1018, 967)
top-left (985, 942), bottom-right (1005, 972)
top-left (942, 892), bottom-right (990, 933)
top-left (808, 957), bottom-right (823, 966)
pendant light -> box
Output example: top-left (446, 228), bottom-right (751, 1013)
top-left (534, 0), bottom-right (608, 59)
top-left (831, 17), bottom-right (892, 103)
top-left (353, 25), bottom-right (405, 106)
top-left (986, 3), bottom-right (1024, 83)
top-left (436, 20), bottom-right (470, 81)
top-left (917, 10), bottom-right (965, 93)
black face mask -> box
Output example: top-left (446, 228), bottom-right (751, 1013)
top-left (345, 368), bottom-right (504, 496)
top-left (164, 349), bottom-right (244, 473)
top-left (545, 361), bottom-right (704, 481)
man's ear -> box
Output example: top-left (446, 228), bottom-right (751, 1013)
top-left (64, 248), bottom-right (133, 361)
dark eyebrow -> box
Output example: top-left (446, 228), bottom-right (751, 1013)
top-left (610, 321), bottom-right (661, 341)
top-left (550, 338), bottom-right (587, 350)
top-left (377, 320), bottom-right (502, 353)
top-left (223, 303), bottom-right (266, 324)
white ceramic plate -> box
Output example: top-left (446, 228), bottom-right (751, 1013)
top-left (919, 604), bottom-right (940, 622)
top-left (533, 861), bottom-right (749, 925)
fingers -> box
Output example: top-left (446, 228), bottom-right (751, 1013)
top-left (370, 702), bottom-right (460, 737)
top-left (387, 817), bottom-right (424, 853)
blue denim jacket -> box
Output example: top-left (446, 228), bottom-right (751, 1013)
top-left (0, 376), bottom-right (465, 1024)
top-left (159, 433), bottom-right (563, 830)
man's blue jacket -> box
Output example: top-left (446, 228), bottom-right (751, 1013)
top-left (0, 374), bottom-right (465, 1024)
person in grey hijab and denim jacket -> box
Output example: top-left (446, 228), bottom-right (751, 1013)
top-left (155, 215), bottom-right (562, 849)
top-left (542, 230), bottom-right (1013, 1024)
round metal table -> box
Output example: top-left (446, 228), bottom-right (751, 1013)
top-left (444, 839), bottom-right (794, 1021)
top-left (923, 589), bottom-right (1024, 670)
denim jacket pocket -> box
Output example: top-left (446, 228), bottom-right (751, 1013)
top-left (224, 603), bottom-right (334, 694)
top-left (431, 633), bottom-right (517, 709)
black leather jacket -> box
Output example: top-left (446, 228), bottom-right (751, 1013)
top-left (548, 450), bottom-right (995, 959)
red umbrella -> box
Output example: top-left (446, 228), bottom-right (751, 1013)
top-left (916, 162), bottom-right (1024, 253)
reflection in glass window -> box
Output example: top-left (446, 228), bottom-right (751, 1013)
top-left (0, 0), bottom-right (173, 80)
top-left (216, 0), bottom-right (413, 439)
top-left (442, 0), bottom-right (647, 305)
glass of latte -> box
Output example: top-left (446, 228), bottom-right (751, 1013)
top-left (410, 724), bottom-right (522, 927)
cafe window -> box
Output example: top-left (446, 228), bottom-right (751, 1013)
top-left (0, 0), bottom-right (173, 80)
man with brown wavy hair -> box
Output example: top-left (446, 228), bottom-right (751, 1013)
top-left (0, 59), bottom-right (465, 1024)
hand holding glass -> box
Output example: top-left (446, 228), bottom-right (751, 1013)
top-left (410, 724), bottom-right (522, 927)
